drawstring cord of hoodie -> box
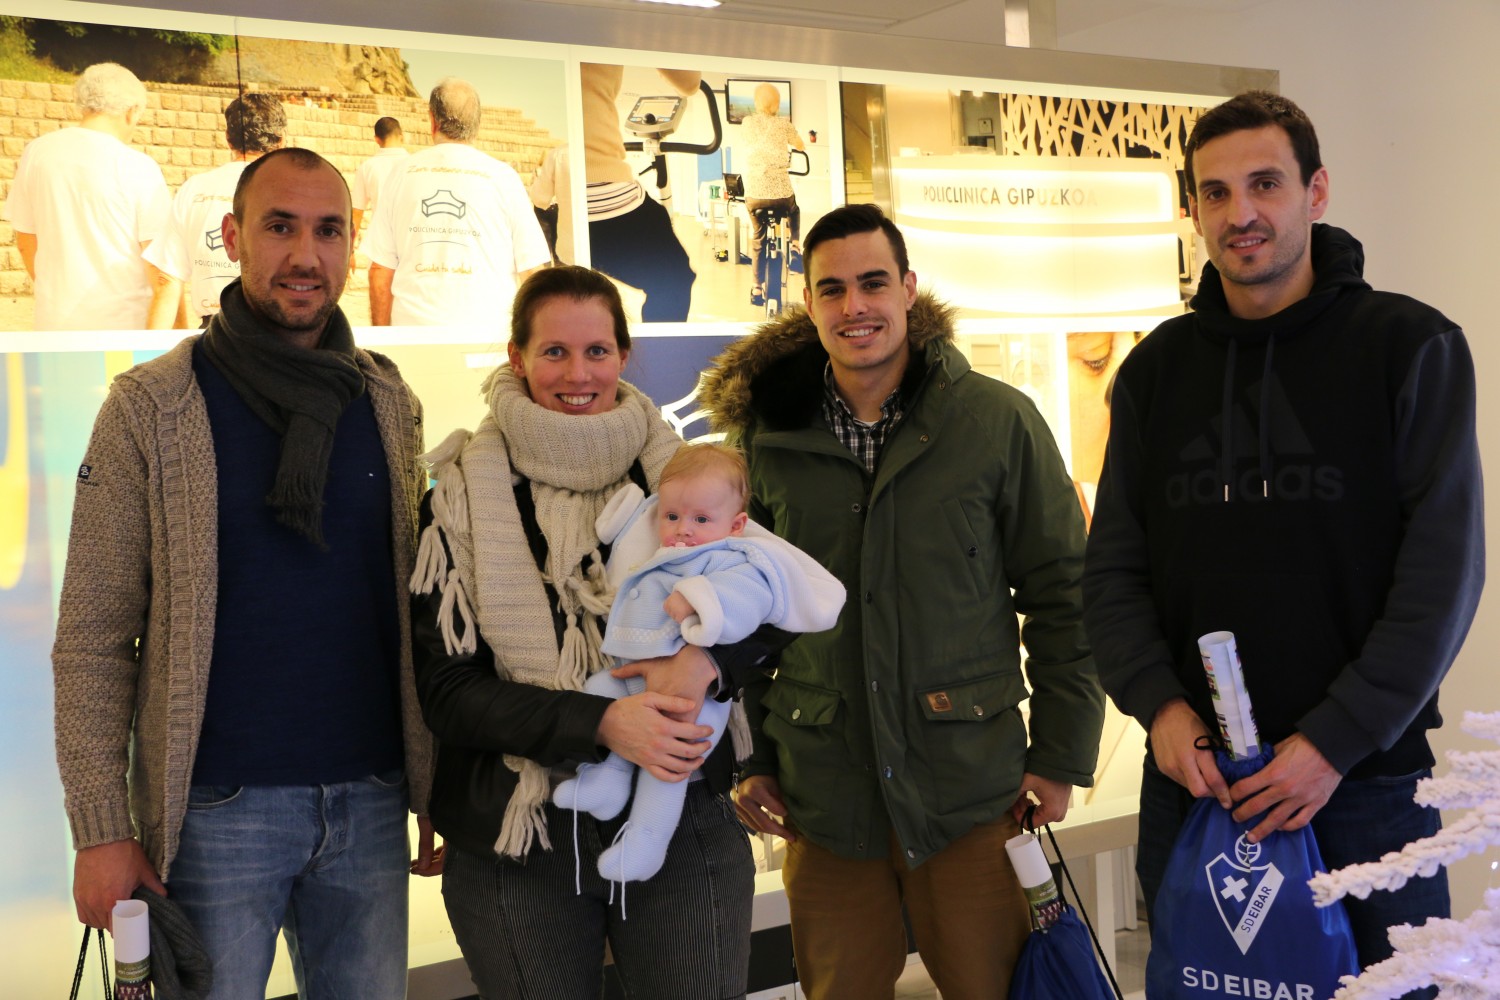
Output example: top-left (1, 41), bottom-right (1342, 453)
top-left (1257, 336), bottom-right (1275, 499)
top-left (1219, 335), bottom-right (1278, 502)
top-left (1220, 339), bottom-right (1237, 502)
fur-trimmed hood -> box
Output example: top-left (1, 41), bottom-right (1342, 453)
top-left (699, 291), bottom-right (959, 435)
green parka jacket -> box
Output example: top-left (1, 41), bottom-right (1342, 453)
top-left (700, 293), bottom-right (1104, 867)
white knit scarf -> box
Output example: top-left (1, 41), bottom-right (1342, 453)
top-left (411, 365), bottom-right (682, 858)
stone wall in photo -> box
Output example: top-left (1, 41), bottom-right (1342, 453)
top-left (0, 79), bottom-right (562, 299)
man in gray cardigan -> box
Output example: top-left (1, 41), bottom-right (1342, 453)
top-left (53, 148), bottom-right (436, 998)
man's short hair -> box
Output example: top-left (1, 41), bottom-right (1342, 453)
top-left (429, 78), bottom-right (482, 142)
top-left (374, 116), bottom-right (403, 143)
top-left (224, 93), bottom-right (286, 155)
top-left (232, 147), bottom-right (349, 221)
top-left (74, 63), bottom-right (147, 117)
top-left (803, 203), bottom-right (910, 278)
top-left (1184, 90), bottom-right (1323, 196)
top-left (510, 265), bottom-right (630, 355)
top-left (660, 443), bottom-right (749, 508)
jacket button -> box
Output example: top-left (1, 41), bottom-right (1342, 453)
top-left (973, 705), bottom-right (985, 718)
top-left (871, 680), bottom-right (880, 693)
top-left (907, 848), bottom-right (917, 859)
top-left (857, 842), bottom-right (866, 851)
top-left (967, 545), bottom-right (978, 557)
top-left (939, 381), bottom-right (947, 389)
top-left (883, 766), bottom-right (893, 779)
top-left (629, 587), bottom-right (640, 598)
top-left (851, 503), bottom-right (862, 513)
top-left (920, 434), bottom-right (930, 443)
top-left (865, 592), bottom-right (873, 604)
top-left (792, 708), bottom-right (802, 720)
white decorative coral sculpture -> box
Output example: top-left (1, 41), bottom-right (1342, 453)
top-left (1308, 712), bottom-right (1500, 1000)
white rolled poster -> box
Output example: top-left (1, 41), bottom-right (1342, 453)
top-left (1005, 832), bottom-right (1063, 931)
top-left (1197, 630), bottom-right (1261, 759)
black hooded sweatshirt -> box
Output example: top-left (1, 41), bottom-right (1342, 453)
top-left (1082, 224), bottom-right (1483, 780)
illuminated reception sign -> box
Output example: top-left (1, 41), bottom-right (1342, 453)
top-left (899, 164), bottom-right (1171, 223)
top-left (892, 156), bottom-right (1185, 316)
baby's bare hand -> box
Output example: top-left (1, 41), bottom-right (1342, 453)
top-left (663, 590), bottom-right (694, 623)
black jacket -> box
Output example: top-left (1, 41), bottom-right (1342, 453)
top-left (1083, 224), bottom-right (1484, 779)
top-left (412, 480), bottom-right (788, 858)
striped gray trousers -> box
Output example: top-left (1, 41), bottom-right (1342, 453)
top-left (442, 781), bottom-right (755, 999)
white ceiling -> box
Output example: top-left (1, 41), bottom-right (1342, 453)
top-left (1053, 0), bottom-right (1272, 38)
top-left (121, 0), bottom-right (1276, 95)
top-left (543, 0), bottom-right (1271, 47)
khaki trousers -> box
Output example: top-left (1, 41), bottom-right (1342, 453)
top-left (782, 815), bottom-right (1032, 1000)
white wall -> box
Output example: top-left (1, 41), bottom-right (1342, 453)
top-left (886, 86), bottom-right (958, 154)
top-left (1062, 0), bottom-right (1500, 916)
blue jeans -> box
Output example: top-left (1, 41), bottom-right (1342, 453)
top-left (1138, 756), bottom-right (1446, 1000)
top-left (167, 771), bottom-right (411, 1000)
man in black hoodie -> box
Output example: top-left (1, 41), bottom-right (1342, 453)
top-left (1083, 91), bottom-right (1482, 984)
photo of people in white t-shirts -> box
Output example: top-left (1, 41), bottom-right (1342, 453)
top-left (363, 78), bottom-right (551, 329)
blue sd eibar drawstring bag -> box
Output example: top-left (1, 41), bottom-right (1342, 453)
top-left (1007, 809), bottom-right (1123, 1000)
top-left (1146, 748), bottom-right (1358, 1000)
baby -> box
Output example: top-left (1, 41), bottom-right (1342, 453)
top-left (552, 442), bottom-right (844, 882)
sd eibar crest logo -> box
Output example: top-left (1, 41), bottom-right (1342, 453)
top-left (1206, 834), bottom-right (1285, 955)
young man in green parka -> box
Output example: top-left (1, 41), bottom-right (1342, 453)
top-left (700, 204), bottom-right (1105, 1000)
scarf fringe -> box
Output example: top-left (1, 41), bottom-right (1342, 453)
top-left (414, 431), bottom-right (479, 656)
top-left (422, 427), bottom-right (472, 473)
top-left (438, 568), bottom-right (477, 656)
top-left (556, 614), bottom-right (602, 693)
top-left (549, 546), bottom-right (617, 692)
top-left (411, 522), bottom-right (446, 596)
top-left (266, 468), bottom-right (327, 547)
top-left (565, 552), bottom-right (616, 617)
top-left (494, 759), bottom-right (553, 858)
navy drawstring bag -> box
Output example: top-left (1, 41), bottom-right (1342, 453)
top-left (1146, 748), bottom-right (1359, 1000)
top-left (1010, 906), bottom-right (1119, 999)
top-left (1008, 808), bottom-right (1123, 1000)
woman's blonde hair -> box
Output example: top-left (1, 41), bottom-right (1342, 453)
top-left (753, 83), bottom-right (781, 117)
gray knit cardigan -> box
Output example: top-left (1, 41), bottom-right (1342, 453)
top-left (51, 336), bottom-right (433, 879)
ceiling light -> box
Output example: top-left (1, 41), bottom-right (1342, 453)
top-left (633, 0), bottom-right (722, 7)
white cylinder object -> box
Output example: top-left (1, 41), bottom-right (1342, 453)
top-left (1006, 831), bottom-right (1063, 930)
top-left (1005, 832), bottom-right (1053, 889)
top-left (1197, 629), bottom-right (1262, 758)
top-left (111, 899), bottom-right (150, 963)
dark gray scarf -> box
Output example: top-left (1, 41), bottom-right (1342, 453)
top-left (200, 279), bottom-right (364, 546)
top-left (130, 887), bottom-right (213, 1000)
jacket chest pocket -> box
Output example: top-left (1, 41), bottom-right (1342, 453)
top-left (938, 498), bottom-right (994, 600)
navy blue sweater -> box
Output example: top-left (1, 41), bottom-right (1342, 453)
top-left (191, 342), bottom-right (404, 786)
